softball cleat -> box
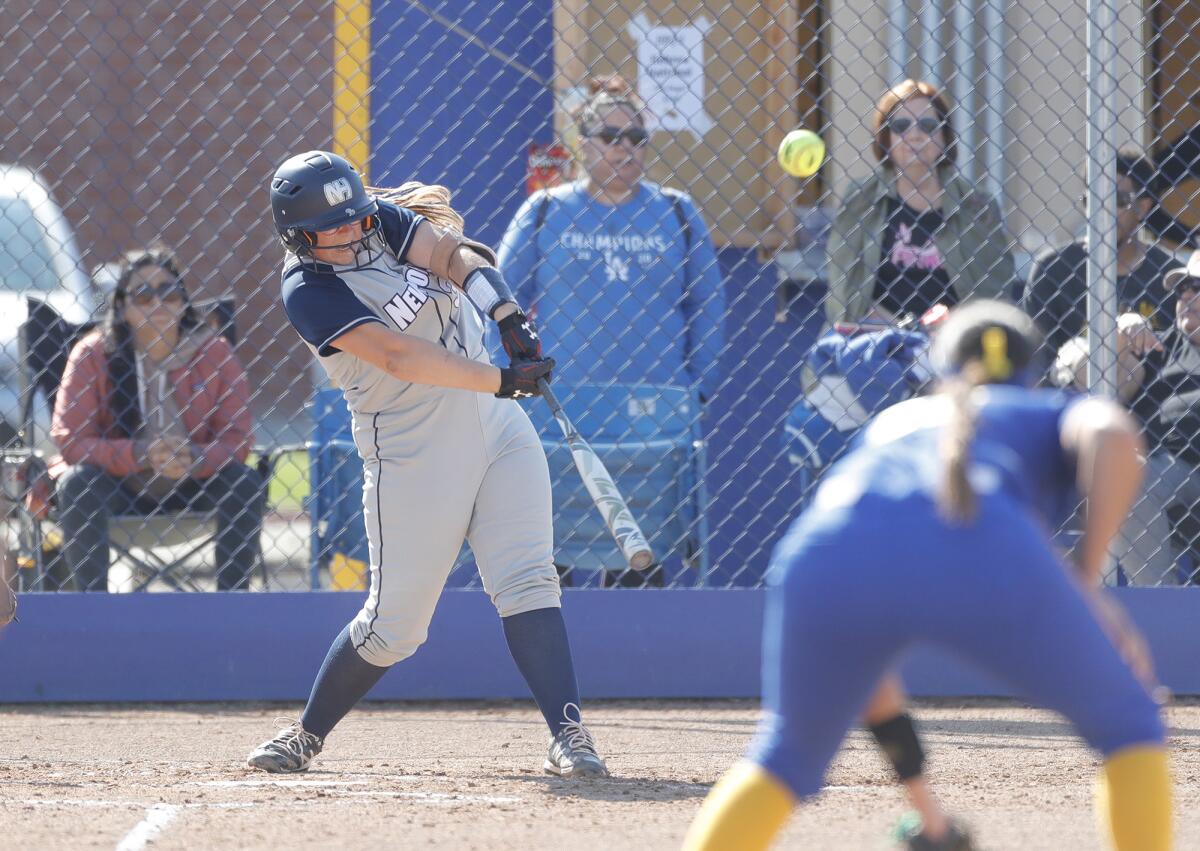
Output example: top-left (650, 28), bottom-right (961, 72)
top-left (899, 818), bottom-right (976, 851)
top-left (544, 703), bottom-right (609, 778)
top-left (246, 718), bottom-right (324, 773)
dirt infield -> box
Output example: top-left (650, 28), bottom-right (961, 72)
top-left (2, 699), bottom-right (1196, 850)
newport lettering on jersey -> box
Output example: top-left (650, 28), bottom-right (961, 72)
top-left (383, 269), bottom-right (432, 330)
top-left (281, 224), bottom-right (490, 417)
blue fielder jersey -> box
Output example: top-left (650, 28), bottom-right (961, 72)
top-left (818, 386), bottom-right (1081, 532)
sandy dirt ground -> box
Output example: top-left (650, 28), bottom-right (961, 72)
top-left (1, 699), bottom-right (1197, 850)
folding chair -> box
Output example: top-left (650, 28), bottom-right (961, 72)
top-left (13, 296), bottom-right (267, 592)
top-left (524, 382), bottom-right (710, 587)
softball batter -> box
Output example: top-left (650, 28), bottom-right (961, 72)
top-left (247, 151), bottom-right (608, 778)
top-left (684, 301), bottom-right (1172, 850)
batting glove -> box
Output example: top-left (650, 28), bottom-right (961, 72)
top-left (496, 357), bottom-right (555, 399)
top-left (497, 310), bottom-right (542, 361)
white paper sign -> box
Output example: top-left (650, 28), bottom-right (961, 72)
top-left (629, 14), bottom-right (712, 136)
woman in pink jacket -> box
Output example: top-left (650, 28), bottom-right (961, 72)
top-left (51, 246), bottom-right (262, 591)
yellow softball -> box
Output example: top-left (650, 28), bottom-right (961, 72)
top-left (777, 129), bottom-right (826, 178)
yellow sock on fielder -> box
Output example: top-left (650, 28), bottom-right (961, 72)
top-left (682, 761), bottom-right (795, 851)
top-left (1098, 745), bottom-right (1173, 851)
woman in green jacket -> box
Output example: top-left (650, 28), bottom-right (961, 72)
top-left (825, 79), bottom-right (1015, 326)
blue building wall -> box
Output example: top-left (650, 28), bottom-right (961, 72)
top-left (704, 251), bottom-right (826, 585)
top-left (371, 0), bottom-right (555, 249)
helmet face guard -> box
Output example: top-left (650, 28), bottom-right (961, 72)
top-left (270, 151), bottom-right (381, 262)
top-left (284, 212), bottom-right (382, 262)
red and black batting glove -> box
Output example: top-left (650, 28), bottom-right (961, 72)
top-left (497, 310), bottom-right (542, 361)
top-left (496, 357), bottom-right (555, 399)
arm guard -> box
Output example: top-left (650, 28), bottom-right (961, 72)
top-left (463, 267), bottom-right (517, 320)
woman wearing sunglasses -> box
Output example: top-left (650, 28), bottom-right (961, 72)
top-left (496, 74), bottom-right (725, 587)
top-left (825, 79), bottom-right (1015, 327)
top-left (50, 245), bottom-right (263, 591)
top-left (498, 75), bottom-right (725, 405)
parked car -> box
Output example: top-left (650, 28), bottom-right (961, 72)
top-left (0, 165), bottom-right (97, 448)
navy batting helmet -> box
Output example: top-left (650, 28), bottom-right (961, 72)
top-left (270, 151), bottom-right (379, 254)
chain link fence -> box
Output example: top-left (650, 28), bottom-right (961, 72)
top-left (1, 0), bottom-right (1198, 592)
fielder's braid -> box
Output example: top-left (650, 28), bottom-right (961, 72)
top-left (938, 361), bottom-right (987, 524)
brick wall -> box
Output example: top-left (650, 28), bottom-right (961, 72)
top-left (0, 0), bottom-right (333, 431)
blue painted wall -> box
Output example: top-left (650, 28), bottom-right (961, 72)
top-left (702, 253), bottom-right (826, 586)
top-left (2, 589), bottom-right (1197, 702)
top-left (371, 0), bottom-right (554, 248)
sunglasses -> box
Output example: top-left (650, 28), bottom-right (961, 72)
top-left (1178, 280), bottom-right (1200, 295)
top-left (587, 126), bottom-right (649, 147)
top-left (127, 281), bottom-right (187, 307)
top-left (888, 116), bottom-right (944, 135)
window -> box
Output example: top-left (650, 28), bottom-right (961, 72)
top-left (0, 198), bottom-right (60, 291)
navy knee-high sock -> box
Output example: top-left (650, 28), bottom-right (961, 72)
top-left (300, 624), bottom-right (390, 740)
top-left (501, 606), bottom-right (581, 736)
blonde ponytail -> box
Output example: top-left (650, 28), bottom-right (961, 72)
top-left (366, 182), bottom-right (465, 233)
top-left (938, 362), bottom-right (986, 523)
top-left (930, 302), bottom-right (1042, 523)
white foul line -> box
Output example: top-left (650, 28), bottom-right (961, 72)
top-left (195, 780), bottom-right (519, 804)
top-left (12, 798), bottom-right (252, 811)
top-left (114, 803), bottom-right (180, 851)
top-left (12, 799), bottom-right (139, 808)
top-left (822, 784), bottom-right (873, 792)
top-left (342, 791), bottom-right (521, 804)
top-left (198, 779), bottom-right (368, 788)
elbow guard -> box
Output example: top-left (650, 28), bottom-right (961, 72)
top-left (463, 267), bottom-right (516, 319)
top-left (428, 226), bottom-right (498, 279)
top-left (869, 712), bottom-right (926, 781)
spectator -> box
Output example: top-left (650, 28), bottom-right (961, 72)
top-left (50, 246), bottom-right (263, 591)
top-left (825, 79), bottom-right (1014, 326)
top-left (497, 74), bottom-right (725, 403)
top-left (1151, 254), bottom-right (1200, 461)
top-left (496, 75), bottom-right (725, 588)
top-left (1051, 253), bottom-right (1200, 584)
top-left (1024, 147), bottom-right (1183, 358)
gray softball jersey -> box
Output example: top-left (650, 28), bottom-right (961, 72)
top-left (281, 209), bottom-right (489, 416)
top-left (280, 202), bottom-right (561, 666)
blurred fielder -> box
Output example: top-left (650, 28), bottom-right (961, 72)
top-left (684, 301), bottom-right (1172, 851)
top-left (247, 151), bottom-right (607, 778)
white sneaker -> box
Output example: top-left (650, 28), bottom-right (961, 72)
top-left (246, 718), bottom-right (324, 773)
top-left (543, 703), bottom-right (609, 778)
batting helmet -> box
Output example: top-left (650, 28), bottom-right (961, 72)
top-left (270, 151), bottom-right (379, 254)
top-left (930, 299), bottom-right (1043, 385)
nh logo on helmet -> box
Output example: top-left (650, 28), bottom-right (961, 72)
top-left (324, 178), bottom-right (353, 206)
